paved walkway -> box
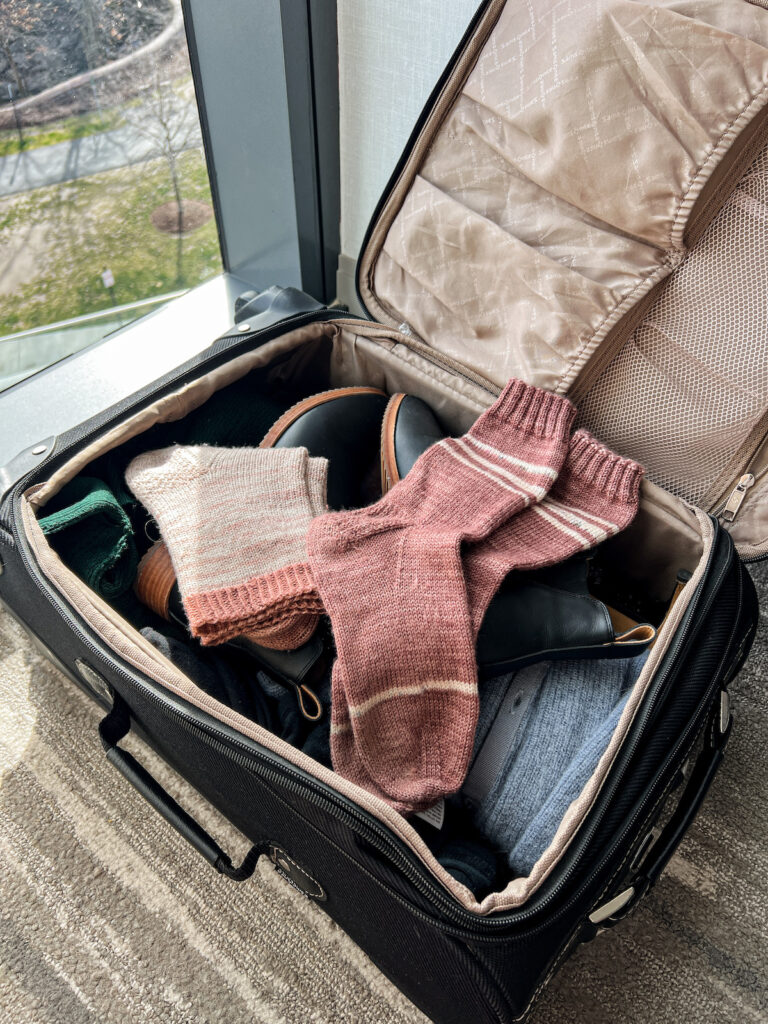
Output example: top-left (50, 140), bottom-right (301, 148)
top-left (0, 105), bottom-right (202, 197)
top-left (1, 0), bottom-right (183, 121)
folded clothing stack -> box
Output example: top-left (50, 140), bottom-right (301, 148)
top-left (38, 476), bottom-right (138, 599)
top-left (461, 651), bottom-right (649, 876)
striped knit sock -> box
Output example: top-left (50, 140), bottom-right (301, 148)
top-left (308, 379), bottom-right (575, 809)
top-left (464, 431), bottom-right (644, 634)
top-left (125, 445), bottom-right (327, 646)
top-left (325, 432), bottom-right (642, 815)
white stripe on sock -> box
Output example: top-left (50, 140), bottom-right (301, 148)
top-left (532, 503), bottom-right (594, 548)
top-left (463, 434), bottom-right (559, 481)
top-left (541, 505), bottom-right (608, 542)
top-left (453, 437), bottom-right (549, 498)
top-left (347, 679), bottom-right (476, 720)
top-left (542, 500), bottom-right (615, 541)
top-left (546, 497), bottom-right (619, 531)
top-left (444, 436), bottom-right (548, 499)
top-left (439, 441), bottom-right (531, 501)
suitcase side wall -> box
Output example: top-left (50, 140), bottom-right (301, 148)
top-left (468, 533), bottom-right (758, 1020)
top-left (0, 522), bottom-right (757, 1024)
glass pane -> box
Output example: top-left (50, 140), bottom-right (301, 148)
top-left (0, 0), bottom-right (222, 390)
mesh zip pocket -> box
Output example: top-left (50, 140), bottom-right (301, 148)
top-left (577, 145), bottom-right (768, 509)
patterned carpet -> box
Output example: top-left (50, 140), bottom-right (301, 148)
top-left (1, 565), bottom-right (766, 1024)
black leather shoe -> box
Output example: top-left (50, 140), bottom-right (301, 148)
top-left (380, 392), bottom-right (445, 491)
top-left (261, 386), bottom-right (389, 509)
top-left (380, 393), bottom-right (656, 668)
top-left (476, 555), bottom-right (655, 678)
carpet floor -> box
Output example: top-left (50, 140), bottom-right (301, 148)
top-left (1, 566), bottom-right (766, 1024)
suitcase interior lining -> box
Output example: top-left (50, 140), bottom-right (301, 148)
top-left (354, 0), bottom-right (768, 559)
top-left (21, 318), bottom-right (715, 915)
top-left (358, 0), bottom-right (768, 392)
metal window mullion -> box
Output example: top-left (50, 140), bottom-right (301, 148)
top-left (182, 0), bottom-right (339, 303)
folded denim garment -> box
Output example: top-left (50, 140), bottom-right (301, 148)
top-left (463, 651), bottom-right (649, 876)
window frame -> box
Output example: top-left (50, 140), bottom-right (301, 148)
top-left (182, 0), bottom-right (340, 303)
top-left (1, 1), bottom-right (341, 460)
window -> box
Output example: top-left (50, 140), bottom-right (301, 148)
top-left (0, 1), bottom-right (340, 464)
top-left (0, 0), bottom-right (222, 390)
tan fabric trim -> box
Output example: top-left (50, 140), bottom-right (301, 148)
top-left (31, 322), bottom-right (335, 509)
top-left (21, 483), bottom-right (710, 915)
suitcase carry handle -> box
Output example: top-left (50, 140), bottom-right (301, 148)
top-left (98, 694), bottom-right (260, 882)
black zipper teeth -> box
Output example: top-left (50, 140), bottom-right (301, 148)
top-left (13, 502), bottom-right (725, 935)
top-left (513, 536), bottom-right (728, 917)
top-left (8, 308), bottom-right (357, 496)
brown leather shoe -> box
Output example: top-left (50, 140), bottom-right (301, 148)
top-left (134, 540), bottom-right (320, 652)
top-left (380, 392), bottom-right (445, 493)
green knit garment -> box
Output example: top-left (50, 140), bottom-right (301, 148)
top-left (38, 476), bottom-right (138, 600)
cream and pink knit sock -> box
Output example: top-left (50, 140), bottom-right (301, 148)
top-left (328, 430), bottom-right (643, 814)
top-left (308, 378), bottom-right (575, 809)
top-left (125, 445), bottom-right (327, 646)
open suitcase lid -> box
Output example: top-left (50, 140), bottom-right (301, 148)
top-left (356, 0), bottom-right (768, 560)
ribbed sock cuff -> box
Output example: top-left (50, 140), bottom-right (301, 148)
top-left (185, 561), bottom-right (322, 644)
top-left (567, 430), bottom-right (644, 502)
top-left (479, 378), bottom-right (575, 440)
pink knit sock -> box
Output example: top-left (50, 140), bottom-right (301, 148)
top-left (464, 430), bottom-right (644, 634)
top-left (328, 431), bottom-right (643, 815)
top-left (308, 379), bottom-right (575, 808)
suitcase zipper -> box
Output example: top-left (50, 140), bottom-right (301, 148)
top-left (4, 307), bottom-right (360, 495)
top-left (566, 104), bottom-right (768, 407)
top-left (717, 473), bottom-right (756, 523)
top-left (340, 317), bottom-right (501, 396)
top-left (12, 505), bottom-right (724, 936)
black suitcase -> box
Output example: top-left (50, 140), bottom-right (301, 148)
top-left (1, 2), bottom-right (767, 1021)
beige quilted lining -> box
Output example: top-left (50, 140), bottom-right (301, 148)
top-left (358, 0), bottom-right (768, 553)
top-left (361, 0), bottom-right (768, 394)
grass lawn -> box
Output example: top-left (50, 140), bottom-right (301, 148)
top-left (0, 109), bottom-right (125, 158)
top-left (0, 148), bottom-right (222, 336)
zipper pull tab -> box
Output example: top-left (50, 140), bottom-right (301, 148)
top-left (721, 473), bottom-right (755, 522)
